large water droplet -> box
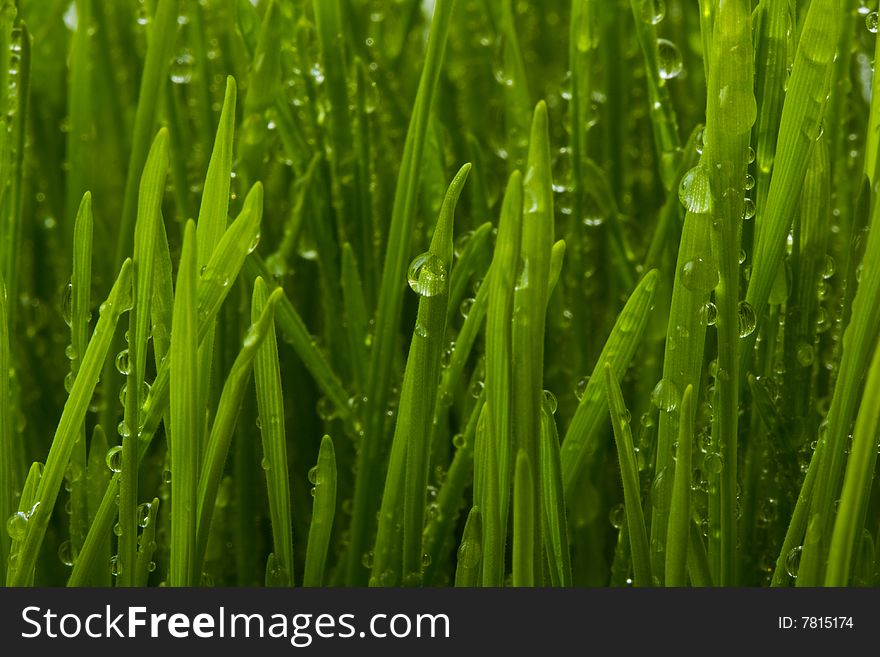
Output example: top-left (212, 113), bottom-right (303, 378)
top-left (6, 511), bottom-right (28, 540)
top-left (170, 50), bottom-right (194, 84)
top-left (542, 389), bottom-right (558, 414)
top-left (868, 11), bottom-right (879, 33)
top-left (106, 445), bottom-right (123, 473)
top-left (657, 39), bottom-right (683, 80)
top-left (58, 539), bottom-right (77, 566)
top-left (407, 252), bottom-right (447, 298)
top-left (115, 349), bottom-right (130, 375)
top-left (737, 301), bottom-right (757, 338)
top-left (679, 257), bottom-right (719, 293)
top-left (651, 379), bottom-right (681, 412)
top-left (136, 502), bottom-right (152, 528)
top-left (638, 0), bottom-right (666, 25)
top-left (678, 165), bottom-right (712, 213)
top-left (796, 343), bottom-right (815, 367)
top-left (785, 545), bottom-right (802, 578)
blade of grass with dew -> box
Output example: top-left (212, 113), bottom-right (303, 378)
top-left (454, 506), bottom-right (482, 587)
top-left (688, 519), bottom-right (713, 587)
top-left (0, 272), bottom-right (10, 583)
top-left (371, 163), bottom-right (469, 587)
top-left (665, 384), bottom-right (693, 587)
top-left (512, 449), bottom-right (535, 587)
top-left (704, 0), bottom-right (755, 586)
top-left (7, 260), bottom-right (132, 586)
top-left (69, 461), bottom-right (117, 587)
top-left (193, 285), bottom-right (283, 579)
top-left (826, 340), bottom-right (880, 585)
top-left (0, 14), bottom-right (28, 332)
top-left (422, 392), bottom-right (484, 586)
top-left (798, 163), bottom-right (880, 585)
top-left (195, 75), bottom-right (237, 453)
top-left (628, 0), bottom-right (681, 188)
top-left (120, 127), bottom-right (169, 587)
top-left (512, 102), bottom-right (554, 579)
top-left (252, 277), bottom-right (294, 587)
top-left (6, 462), bottom-right (42, 585)
top-left (560, 268), bottom-right (659, 496)
top-left (170, 221), bottom-right (199, 587)
top-left (151, 217), bottom-right (173, 370)
top-left (539, 400), bottom-right (572, 587)
top-left (864, 20), bottom-right (880, 186)
top-left (67, 192), bottom-right (94, 562)
top-left (341, 243), bottom-right (369, 393)
top-left (135, 497), bottom-right (160, 586)
top-left (646, 180), bottom-right (716, 582)
top-left (115, 0), bottom-right (177, 267)
top-left (745, 0), bottom-right (838, 346)
top-left (604, 363), bottom-right (651, 587)
top-left (349, 0), bottom-right (458, 585)
top-left (303, 435), bottom-right (337, 587)
top-left (484, 171), bottom-right (522, 556)
top-left (473, 402), bottom-right (502, 586)
top-left (498, 0), bottom-right (531, 169)
top-left (770, 442), bottom-right (819, 586)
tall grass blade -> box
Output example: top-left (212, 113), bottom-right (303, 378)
top-left (454, 506), bottom-right (482, 587)
top-left (512, 449), bottom-right (535, 587)
top-left (303, 435), bottom-right (337, 587)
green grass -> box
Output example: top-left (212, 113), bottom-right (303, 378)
top-left (1, 0), bottom-right (879, 588)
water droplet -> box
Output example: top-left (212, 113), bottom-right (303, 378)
top-left (737, 301), bottom-right (757, 338)
top-left (110, 554), bottom-right (121, 577)
top-left (170, 50), bottom-right (194, 84)
top-left (6, 511), bottom-right (28, 540)
top-left (650, 379), bottom-right (680, 412)
top-left (115, 349), bottom-right (130, 375)
top-left (117, 420), bottom-right (131, 438)
top-left (407, 252), bottom-right (447, 297)
top-left (459, 297), bottom-right (475, 319)
top-left (421, 553), bottom-right (432, 568)
top-left (678, 165), bottom-right (712, 213)
top-left (362, 551), bottom-right (374, 569)
top-left (705, 452), bottom-right (723, 474)
top-left (796, 343), bottom-right (815, 367)
top-left (822, 254), bottom-right (836, 279)
top-left (106, 445), bottom-right (123, 472)
top-left (747, 146), bottom-right (755, 163)
top-left (744, 173), bottom-right (755, 191)
top-left (868, 11), bottom-right (879, 33)
top-left (700, 301), bottom-right (717, 326)
top-left (453, 230), bottom-right (473, 258)
top-left (162, 469), bottom-right (172, 484)
top-left (786, 546), bottom-right (802, 578)
top-left (248, 232), bottom-right (261, 254)
top-left (743, 197), bottom-right (756, 220)
top-left (679, 257), bottom-right (719, 293)
top-left (64, 343), bottom-right (77, 360)
top-left (638, 0), bottom-right (665, 25)
top-left (452, 433), bottom-right (467, 449)
top-left (307, 465), bottom-right (318, 485)
top-left (261, 456), bottom-right (271, 471)
top-left (58, 539), bottom-right (77, 566)
top-left (136, 502), bottom-right (152, 528)
top-left (61, 281), bottom-right (73, 326)
top-left (542, 389), bottom-right (558, 414)
top-left (575, 376), bottom-right (589, 401)
top-left (608, 503), bottom-right (625, 529)
top-left (113, 522), bottom-right (123, 537)
top-left (657, 39), bottom-right (683, 80)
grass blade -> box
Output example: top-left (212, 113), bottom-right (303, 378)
top-left (665, 384), bottom-right (693, 587)
top-left (253, 277), bottom-right (294, 587)
top-left (454, 506), bottom-right (482, 587)
top-left (169, 221), bottom-right (199, 587)
top-left (560, 268), bottom-right (659, 495)
top-left (303, 435), bottom-right (337, 587)
top-left (7, 259), bottom-right (132, 586)
top-left (512, 449), bottom-right (535, 587)
top-left (135, 497), bottom-right (160, 586)
top-left (0, 272), bottom-right (10, 583)
top-left (539, 401), bottom-right (572, 587)
top-left (349, 0), bottom-right (458, 585)
top-left (603, 363), bottom-right (651, 587)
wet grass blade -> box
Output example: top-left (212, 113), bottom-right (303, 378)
top-left (120, 127), bottom-right (169, 586)
top-left (134, 497), bottom-right (160, 586)
top-left (169, 221), bottom-right (199, 587)
top-left (603, 363), bottom-right (651, 587)
top-left (194, 285), bottom-right (282, 580)
top-left (303, 435), bottom-right (337, 587)
top-left (115, 0), bottom-right (178, 267)
top-left (7, 260), bottom-right (132, 586)
top-left (350, 0), bottom-right (458, 585)
top-left (512, 103), bottom-right (554, 578)
top-left (252, 277), bottom-right (294, 587)
top-left (0, 272), bottom-right (10, 583)
top-left (473, 401), bottom-right (502, 586)
top-left (454, 506), bottom-right (482, 587)
top-left (7, 463), bottom-right (43, 586)
top-left (665, 385), bottom-right (693, 587)
top-left (371, 164), bottom-right (469, 587)
top-left (560, 268), bottom-right (659, 495)
top-left (745, 0), bottom-right (839, 339)
top-left (826, 340), bottom-right (880, 585)
top-left (512, 449), bottom-right (535, 587)
top-left (539, 402), bottom-right (571, 587)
